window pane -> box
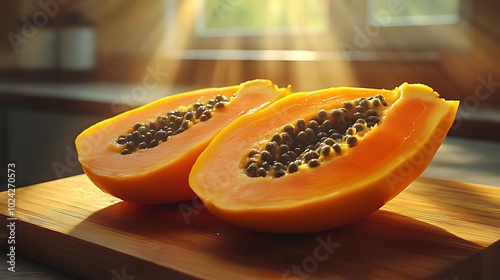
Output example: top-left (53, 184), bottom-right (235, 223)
top-left (197, 0), bottom-right (329, 36)
top-left (368, 0), bottom-right (460, 26)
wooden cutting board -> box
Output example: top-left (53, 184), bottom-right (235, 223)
top-left (1, 174), bottom-right (499, 280)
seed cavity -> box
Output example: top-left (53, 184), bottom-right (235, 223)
top-left (243, 95), bottom-right (389, 178)
top-left (117, 94), bottom-right (230, 155)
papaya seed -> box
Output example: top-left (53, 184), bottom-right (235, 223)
top-left (321, 146), bottom-right (331, 157)
top-left (332, 143), bottom-right (342, 154)
top-left (288, 162), bottom-right (298, 173)
top-left (304, 128), bottom-right (316, 142)
top-left (304, 151), bottom-right (319, 162)
top-left (308, 120), bottom-right (320, 133)
top-left (125, 142), bottom-right (135, 150)
top-left (332, 120), bottom-right (347, 134)
top-left (287, 151), bottom-right (298, 161)
top-left (215, 94), bottom-right (225, 102)
top-left (353, 112), bottom-right (365, 120)
top-left (359, 98), bottom-right (370, 109)
top-left (366, 109), bottom-right (378, 117)
top-left (248, 148), bottom-right (259, 157)
top-left (283, 124), bottom-right (295, 135)
top-left (155, 130), bottom-right (167, 142)
top-left (321, 120), bottom-right (331, 132)
top-left (181, 120), bottom-right (191, 130)
top-left (280, 152), bottom-right (293, 164)
top-left (281, 132), bottom-right (293, 146)
top-left (355, 106), bottom-right (365, 113)
top-left (261, 151), bottom-right (272, 162)
top-left (117, 135), bottom-right (127, 145)
top-left (323, 138), bottom-right (335, 146)
top-left (261, 161), bottom-right (271, 171)
top-left (137, 126), bottom-right (146, 135)
top-left (316, 132), bottom-right (327, 141)
top-left (271, 133), bottom-right (281, 143)
top-left (257, 168), bottom-right (267, 177)
top-left (353, 123), bottom-right (364, 133)
top-left (279, 144), bottom-right (290, 154)
top-left (200, 114), bottom-right (209, 122)
top-left (317, 110), bottom-right (327, 120)
top-left (331, 132), bottom-right (342, 140)
top-left (343, 102), bottom-right (354, 110)
top-left (137, 142), bottom-right (147, 149)
top-left (297, 131), bottom-right (308, 146)
top-left (331, 109), bottom-right (342, 120)
top-left (246, 162), bottom-right (258, 177)
top-left (215, 102), bottom-right (225, 109)
top-left (308, 159), bottom-right (320, 167)
top-left (266, 141), bottom-right (277, 154)
top-left (148, 140), bottom-right (158, 148)
top-left (275, 170), bottom-right (286, 178)
top-left (367, 116), bottom-right (380, 123)
top-left (356, 118), bottom-right (367, 125)
top-left (347, 136), bottom-right (358, 147)
top-left (193, 102), bottom-right (203, 109)
top-left (296, 118), bottom-right (307, 130)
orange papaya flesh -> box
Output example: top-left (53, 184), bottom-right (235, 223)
top-left (75, 79), bottom-right (290, 204)
top-left (189, 83), bottom-right (459, 233)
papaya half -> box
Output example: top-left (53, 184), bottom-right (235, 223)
top-left (189, 83), bottom-right (459, 233)
top-left (75, 79), bottom-right (289, 204)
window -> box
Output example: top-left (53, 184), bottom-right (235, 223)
top-left (356, 0), bottom-right (471, 53)
top-left (368, 0), bottom-right (461, 26)
top-left (196, 0), bottom-right (329, 37)
top-left (163, 0), bottom-right (471, 60)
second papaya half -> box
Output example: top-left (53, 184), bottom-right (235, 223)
top-left (189, 83), bottom-right (459, 233)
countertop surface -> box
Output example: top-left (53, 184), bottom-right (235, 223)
top-left (423, 136), bottom-right (500, 187)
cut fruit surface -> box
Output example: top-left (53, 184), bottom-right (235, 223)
top-left (189, 83), bottom-right (459, 233)
top-left (76, 79), bottom-right (289, 204)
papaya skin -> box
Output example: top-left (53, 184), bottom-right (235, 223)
top-left (189, 83), bottom-right (459, 233)
top-left (76, 79), bottom-right (290, 204)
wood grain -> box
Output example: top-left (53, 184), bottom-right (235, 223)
top-left (1, 175), bottom-right (499, 280)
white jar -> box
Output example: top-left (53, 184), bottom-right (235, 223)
top-left (59, 12), bottom-right (95, 70)
top-left (17, 24), bottom-right (57, 70)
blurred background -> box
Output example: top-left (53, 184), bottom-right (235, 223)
top-left (0, 0), bottom-right (499, 188)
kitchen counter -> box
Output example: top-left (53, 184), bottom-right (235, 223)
top-left (423, 136), bottom-right (500, 187)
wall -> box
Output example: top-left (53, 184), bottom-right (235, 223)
top-left (3, 107), bottom-right (105, 188)
top-left (0, 0), bottom-right (165, 77)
